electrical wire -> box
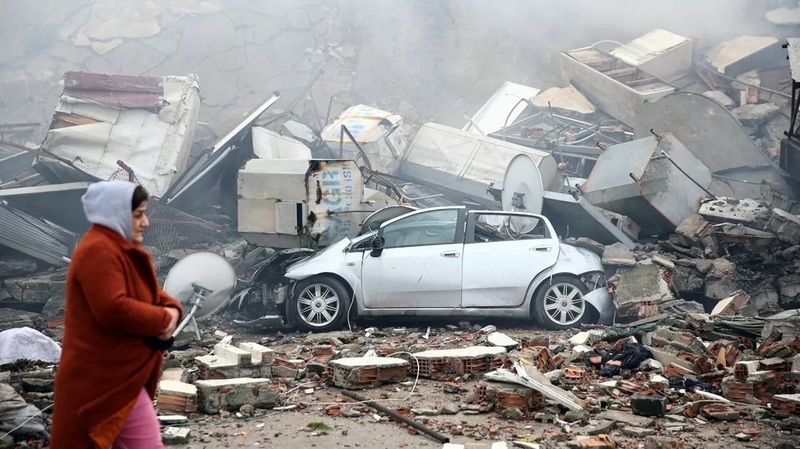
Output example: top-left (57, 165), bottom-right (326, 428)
top-left (0, 403), bottom-right (52, 440)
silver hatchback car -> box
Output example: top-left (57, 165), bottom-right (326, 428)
top-left (283, 207), bottom-right (614, 332)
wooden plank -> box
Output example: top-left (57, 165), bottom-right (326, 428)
top-left (64, 71), bottom-right (162, 94)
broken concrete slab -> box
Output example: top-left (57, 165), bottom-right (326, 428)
top-left (703, 90), bottom-right (735, 108)
top-left (0, 258), bottom-right (37, 277)
top-left (597, 410), bottom-right (655, 428)
top-left (768, 209), bottom-right (800, 244)
top-left (734, 103), bottom-right (782, 128)
top-left (613, 260), bottom-right (673, 318)
top-left (329, 356), bottom-right (409, 389)
top-left (487, 332), bottom-right (519, 350)
top-left (602, 243), bottom-right (636, 267)
top-left (162, 426), bottom-right (190, 445)
top-left (531, 85), bottom-right (596, 118)
top-left (573, 237), bottom-right (605, 256)
top-left (195, 378), bottom-right (278, 414)
top-left (710, 290), bottom-right (750, 316)
top-left (238, 342), bottom-right (275, 366)
top-left (705, 35), bottom-right (783, 76)
top-left (698, 198), bottom-right (771, 228)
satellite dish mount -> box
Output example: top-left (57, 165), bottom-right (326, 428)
top-left (172, 282), bottom-right (214, 340)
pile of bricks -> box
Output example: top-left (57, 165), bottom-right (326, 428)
top-left (328, 356), bottom-right (409, 389)
top-left (412, 347), bottom-right (508, 380)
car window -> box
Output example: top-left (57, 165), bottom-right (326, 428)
top-left (471, 213), bottom-right (549, 243)
top-left (349, 235), bottom-right (374, 252)
top-left (382, 209), bottom-right (459, 249)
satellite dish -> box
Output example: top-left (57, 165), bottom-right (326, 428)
top-left (164, 252), bottom-right (236, 339)
top-left (502, 154), bottom-right (544, 234)
top-left (502, 154), bottom-right (544, 214)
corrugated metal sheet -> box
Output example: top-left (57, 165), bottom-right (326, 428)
top-left (0, 202), bottom-right (77, 266)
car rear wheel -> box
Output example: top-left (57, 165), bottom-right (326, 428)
top-left (532, 275), bottom-right (589, 330)
top-left (288, 276), bottom-right (350, 332)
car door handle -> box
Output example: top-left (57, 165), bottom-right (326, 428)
top-left (441, 251), bottom-right (460, 258)
top-left (532, 246), bottom-right (552, 252)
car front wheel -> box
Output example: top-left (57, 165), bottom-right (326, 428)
top-left (288, 276), bottom-right (350, 332)
top-left (532, 275), bottom-right (589, 330)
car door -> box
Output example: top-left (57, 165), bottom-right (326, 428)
top-left (461, 212), bottom-right (559, 308)
top-left (361, 208), bottom-right (465, 309)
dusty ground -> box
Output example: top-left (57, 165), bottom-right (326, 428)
top-left (164, 321), bottom-right (800, 449)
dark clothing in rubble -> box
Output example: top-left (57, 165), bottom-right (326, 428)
top-left (595, 343), bottom-right (653, 376)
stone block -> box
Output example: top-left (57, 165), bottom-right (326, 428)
top-left (214, 343), bottom-right (252, 366)
top-left (195, 378), bottom-right (278, 414)
top-left (238, 342), bottom-right (275, 366)
top-left (631, 394), bottom-right (667, 417)
top-left (613, 260), bottom-right (673, 317)
top-left (195, 354), bottom-right (271, 380)
top-left (768, 209), bottom-right (800, 244)
top-left (602, 243), bottom-right (636, 266)
top-left (734, 103), bottom-right (781, 127)
top-left (162, 426), bottom-right (190, 445)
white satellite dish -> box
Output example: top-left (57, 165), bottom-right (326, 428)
top-left (164, 252), bottom-right (236, 339)
top-left (502, 154), bottom-right (545, 234)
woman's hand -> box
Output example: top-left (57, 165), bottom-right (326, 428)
top-left (159, 307), bottom-right (180, 340)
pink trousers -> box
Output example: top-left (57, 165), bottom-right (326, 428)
top-left (112, 388), bottom-right (163, 449)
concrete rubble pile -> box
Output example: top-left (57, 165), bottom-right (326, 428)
top-left (1, 8), bottom-right (800, 447)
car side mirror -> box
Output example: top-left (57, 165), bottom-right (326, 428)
top-left (370, 235), bottom-right (385, 257)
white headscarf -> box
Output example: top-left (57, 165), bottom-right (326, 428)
top-left (81, 181), bottom-right (138, 241)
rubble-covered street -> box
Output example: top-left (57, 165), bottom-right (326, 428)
top-left (3, 1), bottom-right (800, 448)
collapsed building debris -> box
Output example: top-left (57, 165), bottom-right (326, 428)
top-left (1, 15), bottom-right (800, 449)
top-left (35, 72), bottom-right (201, 197)
top-left (580, 132), bottom-right (712, 235)
top-left (561, 42), bottom-right (675, 126)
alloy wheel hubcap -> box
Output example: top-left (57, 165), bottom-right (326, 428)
top-left (297, 284), bottom-right (340, 327)
top-left (543, 283), bottom-right (585, 325)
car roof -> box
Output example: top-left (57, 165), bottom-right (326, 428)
top-left (381, 206), bottom-right (466, 228)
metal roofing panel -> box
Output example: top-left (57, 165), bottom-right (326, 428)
top-left (463, 81), bottom-right (540, 135)
top-left (0, 203), bottom-right (77, 266)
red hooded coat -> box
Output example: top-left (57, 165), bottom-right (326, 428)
top-left (50, 225), bottom-right (183, 448)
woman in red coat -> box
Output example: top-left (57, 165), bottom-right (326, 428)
top-left (50, 181), bottom-right (183, 449)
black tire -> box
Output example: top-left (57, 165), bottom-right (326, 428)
top-left (288, 275), bottom-right (350, 332)
top-left (532, 275), bottom-right (589, 330)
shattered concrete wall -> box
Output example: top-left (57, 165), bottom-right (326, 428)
top-left (0, 0), bottom-right (792, 145)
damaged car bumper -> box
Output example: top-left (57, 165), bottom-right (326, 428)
top-left (584, 286), bottom-right (615, 325)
